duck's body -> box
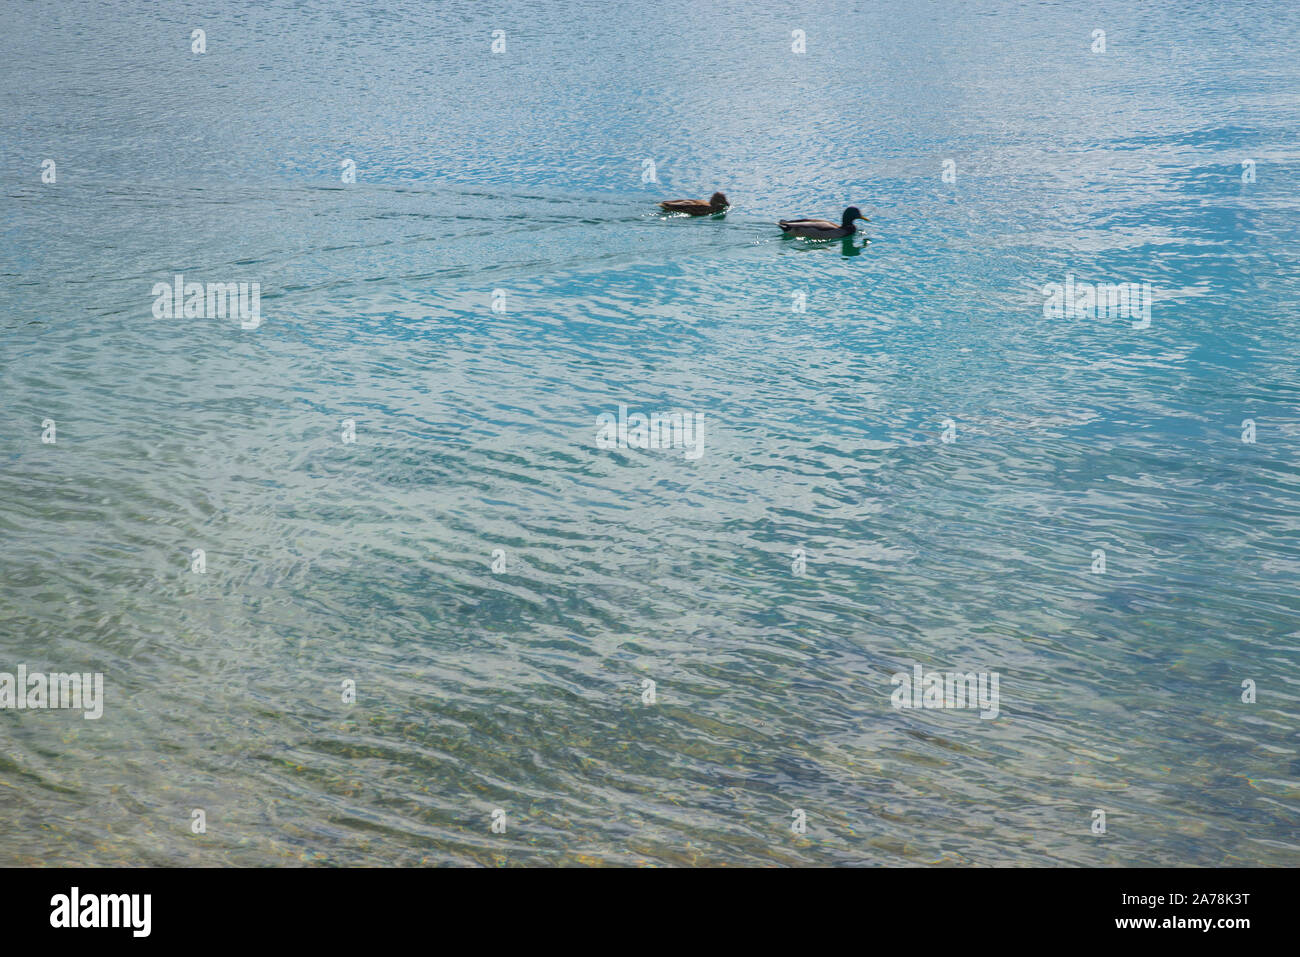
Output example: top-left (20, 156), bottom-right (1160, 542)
top-left (778, 206), bottom-right (868, 239)
top-left (659, 191), bottom-right (729, 216)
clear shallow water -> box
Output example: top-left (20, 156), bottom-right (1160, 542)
top-left (1, 0), bottom-right (1298, 865)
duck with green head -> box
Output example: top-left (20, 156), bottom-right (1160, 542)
top-left (778, 206), bottom-right (868, 239)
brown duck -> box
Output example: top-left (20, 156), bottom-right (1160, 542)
top-left (658, 191), bottom-right (729, 216)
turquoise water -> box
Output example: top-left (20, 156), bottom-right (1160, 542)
top-left (2, 0), bottom-right (1298, 865)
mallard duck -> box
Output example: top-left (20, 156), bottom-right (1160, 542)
top-left (778, 206), bottom-right (868, 239)
top-left (658, 191), bottom-right (729, 216)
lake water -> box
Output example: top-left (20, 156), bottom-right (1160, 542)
top-left (1, 0), bottom-right (1298, 865)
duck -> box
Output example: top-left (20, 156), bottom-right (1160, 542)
top-left (658, 191), bottom-right (729, 216)
top-left (778, 206), bottom-right (868, 239)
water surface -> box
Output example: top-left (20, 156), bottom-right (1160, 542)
top-left (1, 0), bottom-right (1298, 865)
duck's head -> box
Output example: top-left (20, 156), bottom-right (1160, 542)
top-left (710, 192), bottom-right (729, 209)
top-left (842, 206), bottom-right (868, 226)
